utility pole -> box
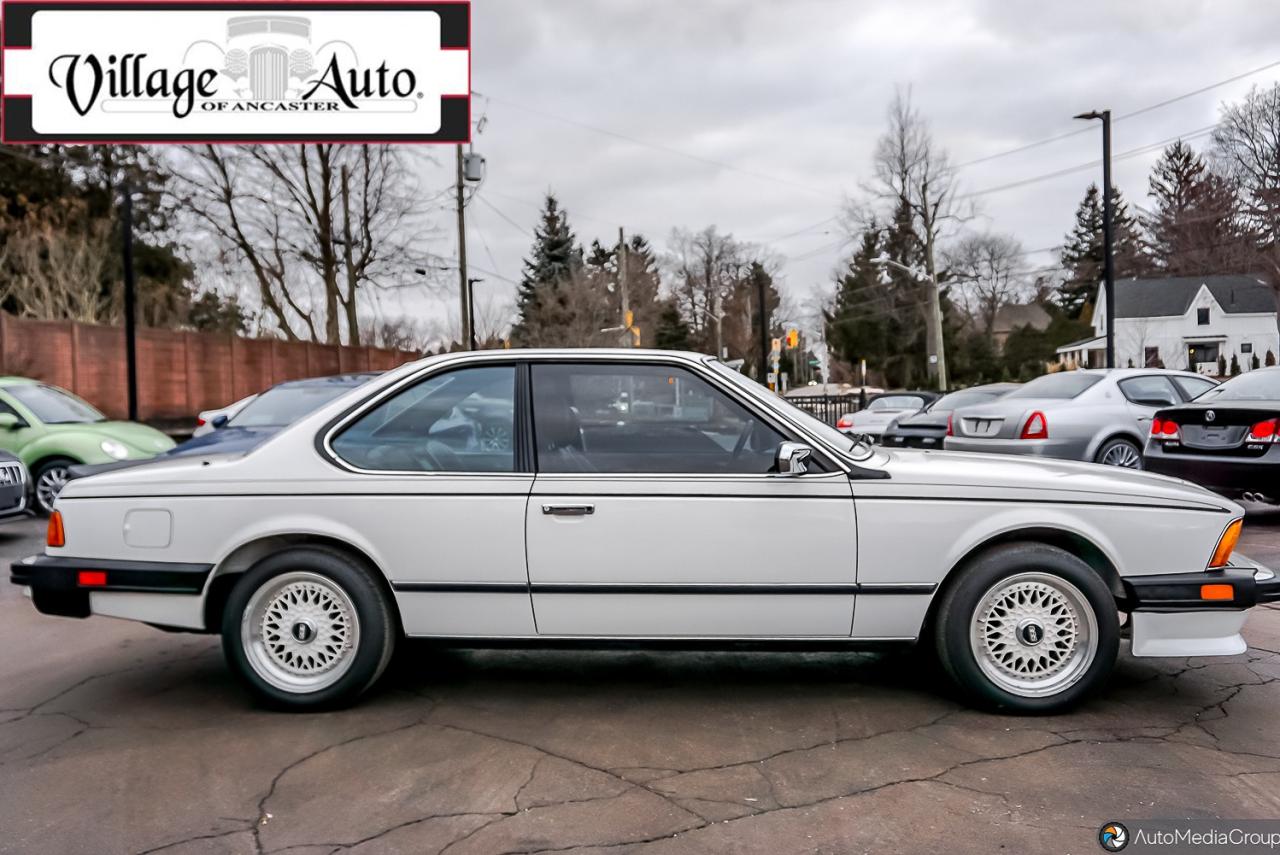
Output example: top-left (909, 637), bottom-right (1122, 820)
top-left (1075, 109), bottom-right (1116, 369)
top-left (618, 227), bottom-right (631, 347)
top-left (921, 178), bottom-right (947, 391)
top-left (121, 183), bottom-right (138, 421)
top-left (757, 271), bottom-right (769, 382)
top-left (467, 278), bottom-right (481, 350)
top-left (454, 144), bottom-right (471, 350)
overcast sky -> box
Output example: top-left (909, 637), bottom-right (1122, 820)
top-left (391, 0), bottom-right (1280, 340)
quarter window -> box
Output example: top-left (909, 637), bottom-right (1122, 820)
top-left (531, 363), bottom-right (786, 474)
top-left (331, 366), bottom-right (516, 472)
top-left (1117, 375), bottom-right (1179, 407)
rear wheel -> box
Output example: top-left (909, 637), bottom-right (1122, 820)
top-left (221, 547), bottom-right (397, 710)
top-left (934, 542), bottom-right (1119, 713)
top-left (1095, 437), bottom-right (1142, 469)
top-left (33, 457), bottom-right (76, 515)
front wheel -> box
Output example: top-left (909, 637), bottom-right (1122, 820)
top-left (221, 547), bottom-right (397, 710)
top-left (934, 542), bottom-right (1119, 713)
top-left (33, 457), bottom-right (76, 515)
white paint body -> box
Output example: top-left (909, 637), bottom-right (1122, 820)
top-left (44, 350), bottom-right (1256, 657)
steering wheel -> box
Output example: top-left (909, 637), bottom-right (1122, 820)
top-left (731, 419), bottom-right (756, 460)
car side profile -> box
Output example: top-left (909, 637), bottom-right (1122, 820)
top-left (944, 368), bottom-right (1218, 468)
top-left (0, 378), bottom-right (175, 514)
top-left (11, 350), bottom-right (1276, 714)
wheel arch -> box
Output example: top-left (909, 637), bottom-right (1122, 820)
top-left (203, 532), bottom-right (400, 635)
top-left (919, 525), bottom-right (1124, 643)
top-left (1087, 429), bottom-right (1146, 463)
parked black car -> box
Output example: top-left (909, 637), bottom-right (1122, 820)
top-left (1145, 367), bottom-right (1280, 503)
top-left (0, 450), bottom-right (28, 523)
top-left (881, 383), bottom-right (1021, 449)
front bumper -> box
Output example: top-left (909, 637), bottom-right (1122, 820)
top-left (1122, 563), bottom-right (1280, 658)
top-left (11, 554), bottom-right (213, 619)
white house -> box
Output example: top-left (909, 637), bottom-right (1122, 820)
top-left (1056, 275), bottom-right (1278, 374)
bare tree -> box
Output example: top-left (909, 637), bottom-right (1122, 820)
top-left (945, 232), bottom-right (1028, 337)
top-left (0, 216), bottom-right (113, 322)
top-left (1212, 84), bottom-right (1280, 290)
top-left (664, 226), bottom-right (777, 357)
top-left (168, 144), bottom-right (441, 345)
top-left (864, 87), bottom-right (969, 387)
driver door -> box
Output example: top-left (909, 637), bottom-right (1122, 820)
top-left (524, 360), bottom-right (857, 638)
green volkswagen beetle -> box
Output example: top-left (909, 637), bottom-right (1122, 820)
top-left (0, 377), bottom-right (174, 514)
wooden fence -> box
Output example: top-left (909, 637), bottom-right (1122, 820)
top-left (0, 313), bottom-right (420, 425)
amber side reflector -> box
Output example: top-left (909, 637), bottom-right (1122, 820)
top-left (77, 570), bottom-right (107, 587)
top-left (1201, 584), bottom-right (1234, 601)
top-left (46, 510), bottom-right (65, 548)
top-left (1209, 518), bottom-right (1243, 568)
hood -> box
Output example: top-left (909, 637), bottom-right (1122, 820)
top-left (167, 425), bottom-right (279, 457)
top-left (48, 420), bottom-right (176, 454)
top-left (881, 448), bottom-right (1237, 512)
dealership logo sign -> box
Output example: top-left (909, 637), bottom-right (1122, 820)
top-left (1, 1), bottom-right (471, 143)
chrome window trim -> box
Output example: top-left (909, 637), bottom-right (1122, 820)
top-left (317, 351), bottom-right (854, 477)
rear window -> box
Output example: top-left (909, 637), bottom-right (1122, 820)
top-left (1004, 373), bottom-right (1102, 400)
top-left (1198, 370), bottom-right (1280, 402)
top-left (867, 395), bottom-right (926, 411)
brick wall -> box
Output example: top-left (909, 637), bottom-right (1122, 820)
top-left (0, 313), bottom-right (420, 423)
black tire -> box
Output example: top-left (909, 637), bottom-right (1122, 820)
top-left (32, 456), bottom-right (77, 516)
top-left (221, 547), bottom-right (397, 710)
top-left (933, 542), bottom-right (1119, 713)
top-left (1094, 437), bottom-right (1143, 469)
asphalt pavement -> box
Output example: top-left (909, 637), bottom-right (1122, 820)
top-left (2, 512), bottom-right (1280, 854)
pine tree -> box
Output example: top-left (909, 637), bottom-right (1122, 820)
top-left (1144, 141), bottom-right (1242, 275)
top-left (653, 299), bottom-right (692, 350)
top-left (1058, 183), bottom-right (1149, 318)
top-left (510, 194), bottom-right (584, 346)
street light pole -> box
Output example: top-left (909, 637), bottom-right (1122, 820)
top-left (1075, 109), bottom-right (1115, 369)
top-left (121, 182), bottom-right (138, 422)
top-left (467, 278), bottom-right (482, 350)
top-left (871, 255), bottom-right (945, 389)
top-left (454, 144), bottom-right (472, 350)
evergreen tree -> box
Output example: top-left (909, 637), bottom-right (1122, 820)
top-left (1144, 141), bottom-right (1242, 275)
top-left (510, 194), bottom-right (584, 346)
top-left (1058, 183), bottom-right (1149, 318)
top-left (653, 299), bottom-right (692, 350)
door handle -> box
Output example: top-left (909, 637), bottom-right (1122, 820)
top-left (542, 504), bottom-right (595, 516)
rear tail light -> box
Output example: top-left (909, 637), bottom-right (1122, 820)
top-left (1248, 419), bottom-right (1278, 442)
top-left (946, 413), bottom-right (954, 437)
top-left (77, 570), bottom-right (107, 587)
top-left (836, 415), bottom-right (854, 430)
top-left (195, 417), bottom-right (207, 427)
top-left (46, 510), bottom-right (65, 548)
top-left (1151, 418), bottom-right (1180, 439)
top-left (1209, 518), bottom-right (1243, 568)
top-left (1019, 411), bottom-right (1048, 440)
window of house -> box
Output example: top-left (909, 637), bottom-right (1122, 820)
top-left (1143, 347), bottom-right (1160, 367)
top-left (1242, 342), bottom-right (1253, 354)
top-left (331, 365), bottom-right (516, 472)
top-left (1197, 307), bottom-right (1210, 325)
top-left (531, 363), bottom-right (786, 475)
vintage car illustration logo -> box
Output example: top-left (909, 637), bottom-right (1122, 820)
top-left (1, 1), bottom-right (471, 143)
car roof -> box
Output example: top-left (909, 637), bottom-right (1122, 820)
top-left (0, 376), bottom-right (41, 386)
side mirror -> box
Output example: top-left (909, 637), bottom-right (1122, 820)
top-left (0, 412), bottom-right (22, 431)
top-left (210, 414), bottom-right (229, 429)
top-left (775, 441), bottom-right (813, 476)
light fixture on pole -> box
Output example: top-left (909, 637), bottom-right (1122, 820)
top-left (1074, 109), bottom-right (1115, 370)
top-left (870, 253), bottom-right (946, 389)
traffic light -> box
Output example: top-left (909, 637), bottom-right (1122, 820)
top-left (785, 328), bottom-right (799, 349)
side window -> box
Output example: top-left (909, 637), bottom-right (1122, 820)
top-left (531, 363), bottom-right (786, 475)
top-left (1118, 375), bottom-right (1179, 407)
top-left (331, 366), bottom-right (516, 472)
top-left (1172, 375), bottom-right (1216, 401)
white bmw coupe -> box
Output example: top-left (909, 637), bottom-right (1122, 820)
top-left (12, 350), bottom-right (1277, 712)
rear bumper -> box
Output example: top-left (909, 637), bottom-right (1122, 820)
top-left (942, 436), bottom-right (1087, 460)
top-left (10, 554), bottom-right (213, 619)
top-left (1123, 563), bottom-right (1280, 658)
top-left (1144, 449), bottom-right (1280, 496)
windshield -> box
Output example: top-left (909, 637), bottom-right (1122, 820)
top-left (707, 360), bottom-right (864, 457)
top-left (230, 382), bottom-right (362, 428)
top-left (930, 388), bottom-right (1003, 411)
top-left (1197, 370), bottom-right (1280, 402)
top-left (5, 384), bottom-right (104, 424)
top-left (867, 395), bottom-right (925, 411)
top-left (1004, 373), bottom-right (1102, 400)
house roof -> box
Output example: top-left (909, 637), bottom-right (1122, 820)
top-left (992, 303), bottom-right (1051, 333)
top-left (1107, 275), bottom-right (1275, 319)
top-left (1056, 335), bottom-right (1104, 354)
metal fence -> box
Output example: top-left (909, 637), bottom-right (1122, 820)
top-left (785, 393), bottom-right (864, 426)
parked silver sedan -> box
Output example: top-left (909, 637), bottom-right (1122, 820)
top-left (944, 368), bottom-right (1217, 468)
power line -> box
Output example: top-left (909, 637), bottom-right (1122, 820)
top-left (475, 194), bottom-right (534, 239)
top-left (952, 58), bottom-right (1280, 170)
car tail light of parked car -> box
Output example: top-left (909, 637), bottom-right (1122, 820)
top-left (1150, 418), bottom-right (1181, 440)
top-left (836, 414), bottom-right (854, 430)
top-left (1248, 419), bottom-right (1279, 443)
top-left (1019, 411), bottom-right (1048, 440)
top-left (946, 413), bottom-right (953, 437)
